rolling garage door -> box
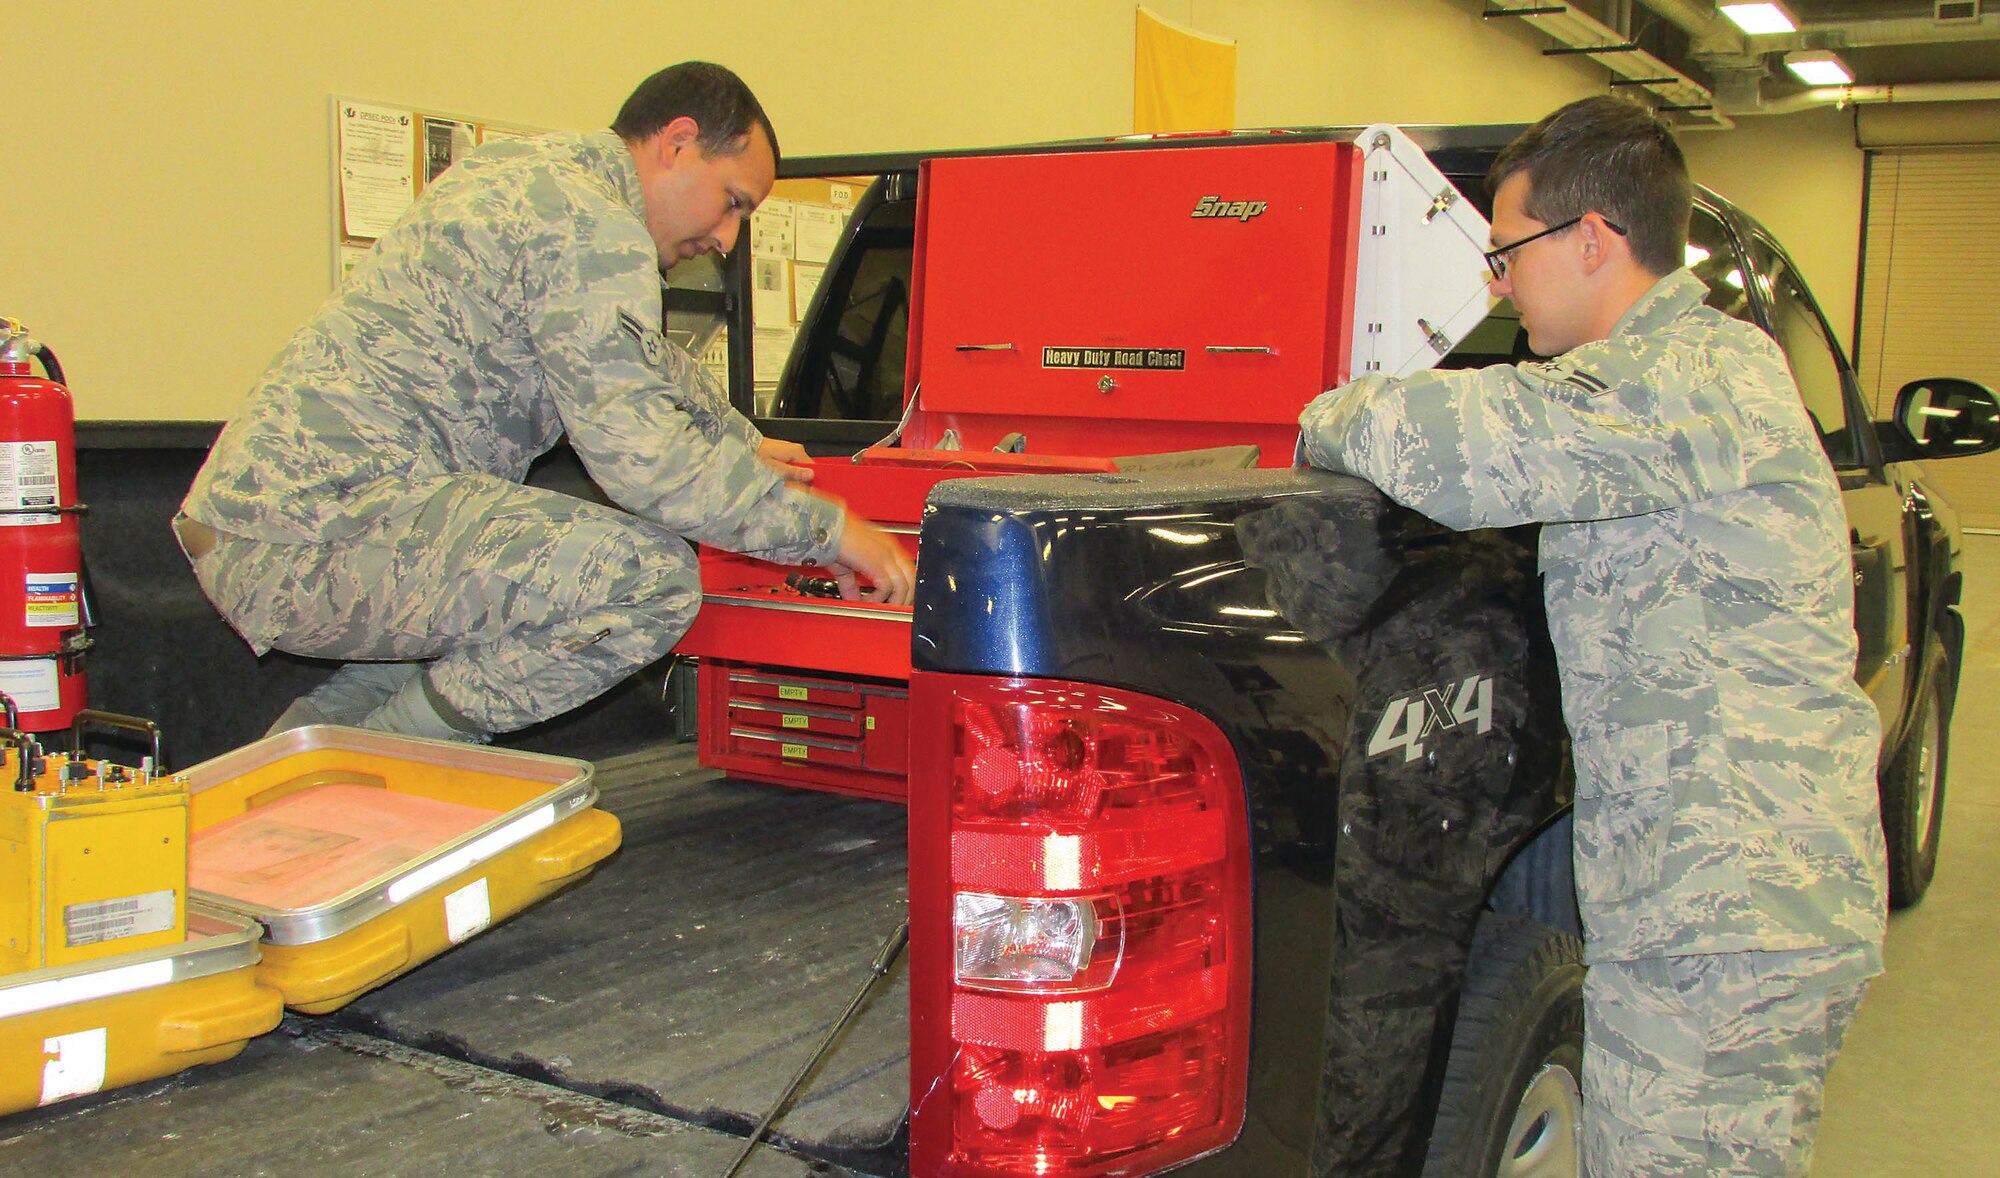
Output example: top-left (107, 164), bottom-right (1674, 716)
top-left (1856, 135), bottom-right (2000, 531)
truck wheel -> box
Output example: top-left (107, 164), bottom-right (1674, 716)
top-left (1423, 914), bottom-right (1585, 1178)
top-left (1882, 652), bottom-right (1952, 909)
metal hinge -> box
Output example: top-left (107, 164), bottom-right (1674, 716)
top-left (1423, 187), bottom-right (1457, 224)
top-left (1417, 318), bottom-right (1451, 355)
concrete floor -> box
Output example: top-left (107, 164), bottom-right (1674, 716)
top-left (1816, 533), bottom-right (2000, 1177)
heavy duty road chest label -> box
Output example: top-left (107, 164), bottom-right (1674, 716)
top-left (1042, 347), bottom-right (1185, 370)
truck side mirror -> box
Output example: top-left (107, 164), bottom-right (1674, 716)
top-left (1883, 377), bottom-right (2000, 462)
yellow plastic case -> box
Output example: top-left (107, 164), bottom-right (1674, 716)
top-left (0, 905), bottom-right (282, 1117)
top-left (183, 726), bottom-right (622, 1014)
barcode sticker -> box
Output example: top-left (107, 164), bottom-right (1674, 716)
top-left (0, 440), bottom-right (61, 525)
top-left (64, 890), bottom-right (176, 947)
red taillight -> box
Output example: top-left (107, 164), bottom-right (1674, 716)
top-left (910, 675), bottom-right (1251, 1177)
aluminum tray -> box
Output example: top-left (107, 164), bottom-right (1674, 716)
top-left (0, 905), bottom-right (262, 1021)
top-left (181, 725), bottom-right (598, 947)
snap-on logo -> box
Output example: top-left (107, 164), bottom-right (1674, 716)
top-left (1191, 196), bottom-right (1268, 222)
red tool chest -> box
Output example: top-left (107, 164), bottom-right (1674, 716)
top-left (674, 130), bottom-right (1492, 801)
top-left (905, 139), bottom-right (1364, 459)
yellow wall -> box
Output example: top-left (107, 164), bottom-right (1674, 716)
top-left (1682, 107), bottom-right (1864, 352)
top-left (3, 1), bottom-right (1874, 419)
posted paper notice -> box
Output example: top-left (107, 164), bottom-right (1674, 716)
top-left (339, 101), bottom-right (417, 238)
top-left (795, 205), bottom-right (845, 265)
top-left (751, 199), bottom-right (796, 259)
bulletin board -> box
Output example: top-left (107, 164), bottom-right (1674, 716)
top-left (330, 96), bottom-right (546, 285)
top-left (745, 176), bottom-right (872, 413)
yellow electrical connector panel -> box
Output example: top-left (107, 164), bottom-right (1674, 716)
top-left (0, 749), bottom-right (187, 975)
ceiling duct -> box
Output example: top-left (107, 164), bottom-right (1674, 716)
top-left (1482, 3), bottom-right (1731, 128)
top-left (1478, 4), bottom-right (2000, 122)
top-left (1627, 1), bottom-right (2000, 114)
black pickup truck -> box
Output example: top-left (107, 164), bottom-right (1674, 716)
top-left (4, 128), bottom-right (1992, 1178)
top-left (707, 126), bottom-right (1998, 1175)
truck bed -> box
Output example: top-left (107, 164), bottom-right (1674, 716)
top-left (0, 744), bottom-right (913, 1177)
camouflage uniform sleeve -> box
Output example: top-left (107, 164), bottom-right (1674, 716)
top-left (1297, 336), bottom-right (1751, 530)
top-left (522, 212), bottom-right (843, 566)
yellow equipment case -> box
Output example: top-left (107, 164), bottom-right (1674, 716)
top-left (1, 719), bottom-right (187, 973)
top-left (0, 904), bottom-right (282, 1116)
top-left (183, 725), bottom-right (621, 1014)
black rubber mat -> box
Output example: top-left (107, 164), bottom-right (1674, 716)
top-left (0, 1018), bottom-right (840, 1177)
top-left (334, 744), bottom-right (912, 1170)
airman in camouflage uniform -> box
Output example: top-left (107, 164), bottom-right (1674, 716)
top-left (1299, 97), bottom-right (1885, 1176)
top-left (177, 63), bottom-right (912, 741)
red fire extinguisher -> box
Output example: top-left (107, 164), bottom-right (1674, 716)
top-left (0, 317), bottom-right (89, 733)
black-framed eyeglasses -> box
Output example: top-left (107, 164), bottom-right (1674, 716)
top-left (1483, 214), bottom-right (1627, 281)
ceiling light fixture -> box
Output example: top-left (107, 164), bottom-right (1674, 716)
top-left (1785, 50), bottom-right (1854, 86)
top-left (1719, 3), bottom-right (1798, 35)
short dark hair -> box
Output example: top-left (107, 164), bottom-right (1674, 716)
top-left (1488, 95), bottom-right (1690, 276)
top-left (612, 62), bottom-right (780, 167)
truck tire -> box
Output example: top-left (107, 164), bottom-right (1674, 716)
top-left (1882, 647), bottom-right (1952, 909)
top-left (1423, 913), bottom-right (1585, 1178)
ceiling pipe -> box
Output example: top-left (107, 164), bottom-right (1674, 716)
top-left (1790, 14), bottom-right (2000, 50)
top-left (1740, 79), bottom-right (2000, 114)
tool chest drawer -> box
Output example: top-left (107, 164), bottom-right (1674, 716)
top-left (726, 669), bottom-right (866, 709)
top-left (726, 726), bottom-right (866, 769)
top-left (726, 698), bottom-right (866, 739)
top-left (699, 660), bottom-right (910, 802)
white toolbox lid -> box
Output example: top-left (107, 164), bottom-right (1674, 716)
top-left (1347, 124), bottom-right (1498, 383)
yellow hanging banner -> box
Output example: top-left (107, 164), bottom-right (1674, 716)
top-left (1134, 5), bottom-right (1238, 134)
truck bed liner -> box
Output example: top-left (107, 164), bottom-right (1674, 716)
top-left (0, 742), bottom-right (912, 1177)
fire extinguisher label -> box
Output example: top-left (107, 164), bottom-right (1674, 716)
top-left (25, 573), bottom-right (80, 627)
top-left (0, 440), bottom-right (60, 526)
top-left (0, 658), bottom-right (59, 713)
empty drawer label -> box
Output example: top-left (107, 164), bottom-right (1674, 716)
top-left (64, 889), bottom-right (175, 947)
top-left (782, 714), bottom-right (809, 729)
top-left (445, 877), bottom-right (492, 944)
top-left (40, 1028), bottom-right (107, 1106)
top-left (778, 685), bottom-right (809, 701)
top-left (781, 743), bottom-right (809, 760)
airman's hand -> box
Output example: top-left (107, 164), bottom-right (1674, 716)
top-left (757, 438), bottom-right (815, 485)
top-left (828, 512), bottom-right (915, 606)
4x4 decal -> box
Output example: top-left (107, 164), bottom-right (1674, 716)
top-left (1367, 675), bottom-right (1495, 762)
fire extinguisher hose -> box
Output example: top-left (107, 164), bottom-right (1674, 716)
top-left (32, 344), bottom-right (64, 386)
